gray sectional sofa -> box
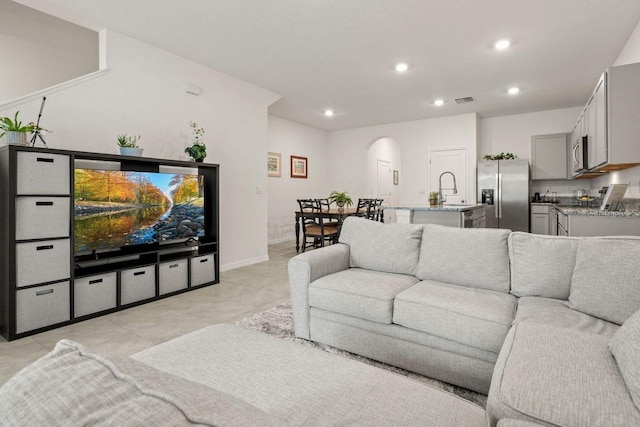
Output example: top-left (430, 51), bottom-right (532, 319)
top-left (288, 217), bottom-right (640, 426)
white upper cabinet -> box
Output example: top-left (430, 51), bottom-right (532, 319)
top-left (587, 74), bottom-right (607, 170)
top-left (531, 133), bottom-right (568, 180)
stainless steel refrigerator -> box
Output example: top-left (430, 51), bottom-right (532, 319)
top-left (477, 159), bottom-right (530, 231)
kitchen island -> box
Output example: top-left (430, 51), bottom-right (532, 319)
top-left (383, 204), bottom-right (486, 228)
top-left (555, 205), bottom-right (640, 236)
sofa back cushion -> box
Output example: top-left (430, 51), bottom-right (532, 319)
top-left (508, 232), bottom-right (579, 299)
top-left (0, 339), bottom-right (281, 426)
top-left (610, 308), bottom-right (640, 411)
top-left (339, 217), bottom-right (424, 276)
top-left (416, 224), bottom-right (511, 292)
top-left (568, 237), bottom-right (640, 325)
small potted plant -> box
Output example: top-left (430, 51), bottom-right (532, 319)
top-left (328, 191), bottom-right (353, 212)
top-left (0, 111), bottom-right (37, 146)
top-left (428, 191), bottom-right (439, 206)
top-left (117, 134), bottom-right (143, 156)
top-left (185, 121), bottom-right (206, 162)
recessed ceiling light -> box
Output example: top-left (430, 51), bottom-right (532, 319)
top-left (395, 62), bottom-right (409, 73)
top-left (323, 109), bottom-right (334, 117)
top-left (495, 39), bottom-right (510, 50)
top-left (508, 87), bottom-right (520, 95)
top-left (434, 99), bottom-right (444, 106)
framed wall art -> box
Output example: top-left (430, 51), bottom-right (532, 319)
top-left (290, 155), bottom-right (308, 179)
top-left (393, 170), bottom-right (399, 185)
top-left (267, 152), bottom-right (281, 177)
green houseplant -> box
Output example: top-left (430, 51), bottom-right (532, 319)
top-left (117, 134), bottom-right (143, 156)
top-left (0, 111), bottom-right (37, 145)
top-left (328, 191), bottom-right (353, 209)
top-left (185, 121), bottom-right (206, 162)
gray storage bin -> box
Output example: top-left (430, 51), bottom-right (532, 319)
top-left (159, 259), bottom-right (188, 295)
top-left (15, 197), bottom-right (70, 240)
top-left (74, 272), bottom-right (117, 318)
top-left (190, 254), bottom-right (215, 287)
top-left (16, 152), bottom-right (70, 195)
top-left (16, 239), bottom-right (70, 288)
top-left (121, 265), bottom-right (156, 305)
top-left (16, 281), bottom-right (70, 334)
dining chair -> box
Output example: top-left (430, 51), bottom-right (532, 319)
top-left (356, 198), bottom-right (370, 218)
top-left (317, 198), bottom-right (341, 228)
top-left (297, 199), bottom-right (339, 252)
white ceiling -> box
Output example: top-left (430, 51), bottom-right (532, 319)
top-left (14, 0), bottom-right (640, 131)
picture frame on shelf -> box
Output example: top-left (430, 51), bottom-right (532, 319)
top-left (290, 155), bottom-right (308, 179)
top-left (267, 152), bottom-right (281, 177)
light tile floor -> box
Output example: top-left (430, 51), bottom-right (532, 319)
top-left (0, 241), bottom-right (297, 386)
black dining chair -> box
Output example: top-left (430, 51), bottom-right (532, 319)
top-left (356, 198), bottom-right (384, 222)
top-left (297, 199), bottom-right (339, 252)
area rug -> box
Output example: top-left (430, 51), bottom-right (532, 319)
top-left (236, 302), bottom-right (487, 407)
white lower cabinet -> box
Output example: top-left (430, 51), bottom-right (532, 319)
top-left (74, 272), bottom-right (117, 318)
top-left (190, 254), bottom-right (216, 287)
top-left (16, 281), bottom-right (70, 334)
top-left (159, 259), bottom-right (188, 295)
top-left (121, 265), bottom-right (156, 305)
top-left (530, 205), bottom-right (550, 235)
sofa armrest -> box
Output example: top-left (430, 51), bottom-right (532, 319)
top-left (288, 243), bottom-right (350, 339)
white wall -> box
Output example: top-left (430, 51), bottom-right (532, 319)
top-left (0, 30), bottom-right (280, 271)
top-left (0, 0), bottom-right (98, 103)
top-left (590, 18), bottom-right (640, 198)
top-left (267, 116), bottom-right (329, 243)
top-left (479, 107), bottom-right (584, 195)
top-left (327, 113), bottom-right (478, 213)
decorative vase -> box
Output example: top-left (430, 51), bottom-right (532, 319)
top-left (195, 158), bottom-right (204, 163)
top-left (337, 201), bottom-right (345, 213)
top-left (5, 131), bottom-right (27, 146)
top-left (429, 197), bottom-right (438, 206)
top-left (119, 147), bottom-right (144, 157)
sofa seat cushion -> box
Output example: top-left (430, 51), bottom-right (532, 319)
top-left (568, 236), bottom-right (640, 325)
top-left (393, 280), bottom-right (516, 353)
top-left (338, 217), bottom-right (424, 276)
top-left (609, 308), bottom-right (640, 411)
top-left (508, 232), bottom-right (579, 299)
top-left (416, 225), bottom-right (511, 292)
top-left (487, 323), bottom-right (640, 427)
top-left (514, 296), bottom-right (619, 337)
top-left (134, 324), bottom-right (490, 427)
top-left (309, 268), bottom-right (419, 324)
top-left (0, 339), bottom-right (281, 426)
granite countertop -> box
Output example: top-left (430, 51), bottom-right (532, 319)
top-left (383, 203), bottom-right (484, 212)
top-left (555, 205), bottom-right (640, 218)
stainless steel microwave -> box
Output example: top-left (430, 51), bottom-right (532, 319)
top-left (571, 136), bottom-right (588, 172)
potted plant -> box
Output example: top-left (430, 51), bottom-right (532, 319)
top-left (117, 134), bottom-right (143, 156)
top-left (328, 191), bottom-right (353, 212)
top-left (185, 121), bottom-right (206, 162)
top-left (0, 111), bottom-right (37, 146)
top-left (428, 191), bottom-right (439, 206)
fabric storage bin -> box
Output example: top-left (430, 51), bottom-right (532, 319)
top-left (16, 239), bottom-right (70, 288)
top-left (159, 259), bottom-right (188, 295)
top-left (121, 265), bottom-right (156, 305)
top-left (16, 281), bottom-right (70, 334)
top-left (74, 272), bottom-right (117, 318)
top-left (15, 197), bottom-right (70, 240)
top-left (16, 152), bottom-right (70, 195)
top-left (190, 254), bottom-right (215, 287)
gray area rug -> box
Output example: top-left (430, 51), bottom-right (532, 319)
top-left (236, 302), bottom-right (487, 407)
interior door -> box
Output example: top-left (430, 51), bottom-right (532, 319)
top-left (376, 159), bottom-right (391, 198)
top-left (428, 148), bottom-right (467, 204)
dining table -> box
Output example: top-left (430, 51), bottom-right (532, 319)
top-left (294, 207), bottom-right (359, 252)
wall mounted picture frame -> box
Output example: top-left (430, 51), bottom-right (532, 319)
top-left (267, 152), bottom-right (281, 177)
top-left (393, 170), bottom-right (399, 185)
top-left (290, 155), bottom-right (308, 179)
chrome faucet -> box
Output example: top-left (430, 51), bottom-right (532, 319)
top-left (438, 171), bottom-right (458, 204)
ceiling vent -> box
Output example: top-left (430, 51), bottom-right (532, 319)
top-left (455, 97), bottom-right (475, 104)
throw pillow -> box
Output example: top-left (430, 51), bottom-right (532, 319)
top-left (610, 308), bottom-right (640, 411)
top-left (0, 339), bottom-right (281, 426)
top-left (338, 217), bottom-right (424, 276)
top-left (568, 237), bottom-right (640, 325)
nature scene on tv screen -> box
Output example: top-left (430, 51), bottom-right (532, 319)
top-left (74, 170), bottom-right (204, 253)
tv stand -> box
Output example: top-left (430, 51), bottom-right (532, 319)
top-left (0, 146), bottom-right (220, 341)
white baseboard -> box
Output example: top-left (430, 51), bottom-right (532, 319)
top-left (268, 235), bottom-right (295, 245)
top-left (220, 254), bottom-right (270, 272)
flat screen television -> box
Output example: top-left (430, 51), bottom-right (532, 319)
top-left (74, 169), bottom-right (205, 255)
